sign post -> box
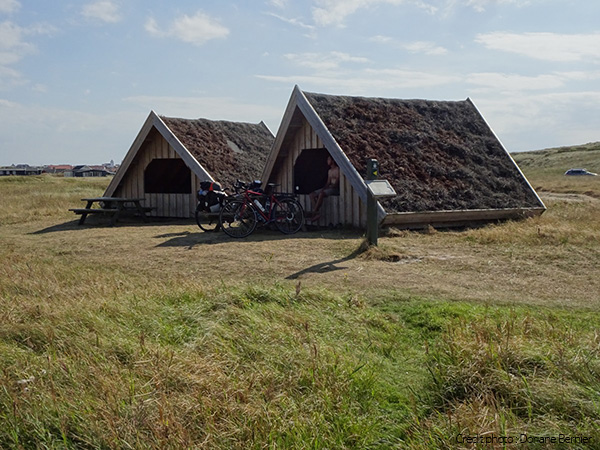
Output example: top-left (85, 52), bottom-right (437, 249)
top-left (365, 159), bottom-right (396, 246)
top-left (366, 159), bottom-right (379, 246)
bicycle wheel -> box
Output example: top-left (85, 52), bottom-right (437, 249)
top-left (274, 198), bottom-right (304, 234)
top-left (195, 204), bottom-right (220, 232)
top-left (219, 199), bottom-right (257, 238)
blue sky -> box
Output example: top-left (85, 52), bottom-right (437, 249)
top-left (1, 0), bottom-right (599, 165)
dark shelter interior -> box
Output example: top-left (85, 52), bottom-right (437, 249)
top-left (293, 148), bottom-right (331, 195)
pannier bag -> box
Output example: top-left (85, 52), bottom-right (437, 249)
top-left (197, 181), bottom-right (226, 212)
top-left (199, 181), bottom-right (222, 192)
top-left (249, 180), bottom-right (263, 193)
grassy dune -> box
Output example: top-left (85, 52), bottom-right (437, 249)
top-left (513, 141), bottom-right (600, 197)
top-left (1, 153), bottom-right (599, 448)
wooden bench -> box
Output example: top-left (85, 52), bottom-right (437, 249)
top-left (69, 197), bottom-right (153, 225)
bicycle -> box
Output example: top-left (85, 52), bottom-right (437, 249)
top-left (195, 181), bottom-right (226, 232)
top-left (219, 180), bottom-right (305, 238)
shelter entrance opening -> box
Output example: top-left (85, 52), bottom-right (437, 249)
top-left (293, 148), bottom-right (338, 195)
top-left (144, 158), bottom-right (191, 194)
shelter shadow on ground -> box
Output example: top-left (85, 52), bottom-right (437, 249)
top-left (155, 228), bottom-right (363, 249)
top-left (285, 242), bottom-right (369, 279)
top-left (31, 217), bottom-right (195, 234)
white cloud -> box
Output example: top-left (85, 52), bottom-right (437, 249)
top-left (467, 72), bottom-right (565, 91)
top-left (310, 0), bottom-right (530, 26)
top-left (144, 18), bottom-right (160, 36)
top-left (311, 0), bottom-right (386, 27)
top-left (0, 65), bottom-right (23, 89)
top-left (0, 21), bottom-right (55, 55)
top-left (0, 21), bottom-right (55, 89)
top-left (472, 90), bottom-right (600, 151)
top-left (0, 0), bottom-right (20, 14)
top-left (369, 35), bottom-right (448, 55)
top-left (267, 13), bottom-right (315, 31)
top-left (257, 68), bottom-right (458, 93)
top-left (476, 32), bottom-right (600, 63)
top-left (558, 71), bottom-right (600, 81)
top-left (365, 68), bottom-right (460, 88)
top-left (31, 83), bottom-right (46, 93)
top-left (123, 95), bottom-right (280, 126)
top-left (311, 0), bottom-right (437, 27)
top-left (0, 98), bottom-right (17, 107)
top-left (0, 101), bottom-right (148, 164)
top-left (0, 21), bottom-right (28, 51)
top-left (145, 11), bottom-right (229, 46)
top-left (465, 0), bottom-right (528, 13)
top-left (369, 35), bottom-right (393, 44)
top-left (0, 51), bottom-right (20, 65)
top-left (285, 51), bottom-right (369, 70)
top-left (82, 1), bottom-right (122, 24)
top-left (268, 0), bottom-right (289, 8)
top-left (403, 41), bottom-right (448, 55)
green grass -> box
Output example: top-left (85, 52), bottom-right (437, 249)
top-left (1, 167), bottom-right (600, 448)
top-left (2, 283), bottom-right (599, 448)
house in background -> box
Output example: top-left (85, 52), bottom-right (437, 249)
top-left (0, 165), bottom-right (43, 176)
top-left (104, 111), bottom-right (274, 218)
top-left (262, 86), bottom-right (545, 228)
top-left (44, 165), bottom-right (73, 174)
top-left (65, 165), bottom-right (112, 177)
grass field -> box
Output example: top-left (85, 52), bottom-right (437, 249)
top-left (1, 146), bottom-right (600, 448)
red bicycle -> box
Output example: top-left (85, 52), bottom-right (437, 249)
top-left (219, 180), bottom-right (305, 238)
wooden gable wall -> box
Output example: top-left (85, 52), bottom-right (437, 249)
top-left (113, 127), bottom-right (204, 218)
top-left (271, 117), bottom-right (366, 228)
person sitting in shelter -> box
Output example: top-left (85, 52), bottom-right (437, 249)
top-left (309, 155), bottom-right (339, 221)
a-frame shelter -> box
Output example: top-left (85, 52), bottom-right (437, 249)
top-left (262, 86), bottom-right (545, 228)
top-left (105, 111), bottom-right (274, 218)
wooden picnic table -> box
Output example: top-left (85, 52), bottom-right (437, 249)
top-left (69, 197), bottom-right (153, 226)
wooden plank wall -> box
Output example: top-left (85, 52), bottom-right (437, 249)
top-left (114, 130), bottom-right (197, 218)
top-left (273, 118), bottom-right (365, 228)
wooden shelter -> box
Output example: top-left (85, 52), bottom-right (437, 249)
top-left (262, 86), bottom-right (545, 228)
top-left (105, 111), bottom-right (274, 218)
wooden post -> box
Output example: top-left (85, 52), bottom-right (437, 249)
top-left (366, 159), bottom-right (379, 246)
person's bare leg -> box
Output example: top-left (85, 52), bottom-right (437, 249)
top-left (315, 191), bottom-right (325, 212)
top-left (309, 191), bottom-right (317, 215)
top-left (311, 191), bottom-right (326, 221)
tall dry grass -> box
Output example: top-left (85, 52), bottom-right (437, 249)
top-left (404, 309), bottom-right (600, 448)
top-left (0, 175), bottom-right (110, 225)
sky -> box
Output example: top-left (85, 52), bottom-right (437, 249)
top-left (0, 0), bottom-right (599, 165)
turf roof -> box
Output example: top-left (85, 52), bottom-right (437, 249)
top-left (303, 91), bottom-right (543, 213)
top-left (161, 117), bottom-right (274, 190)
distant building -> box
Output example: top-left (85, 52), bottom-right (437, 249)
top-left (65, 165), bottom-right (112, 177)
top-left (43, 164), bottom-right (73, 174)
top-left (0, 165), bottom-right (43, 176)
top-left (104, 159), bottom-right (117, 170)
